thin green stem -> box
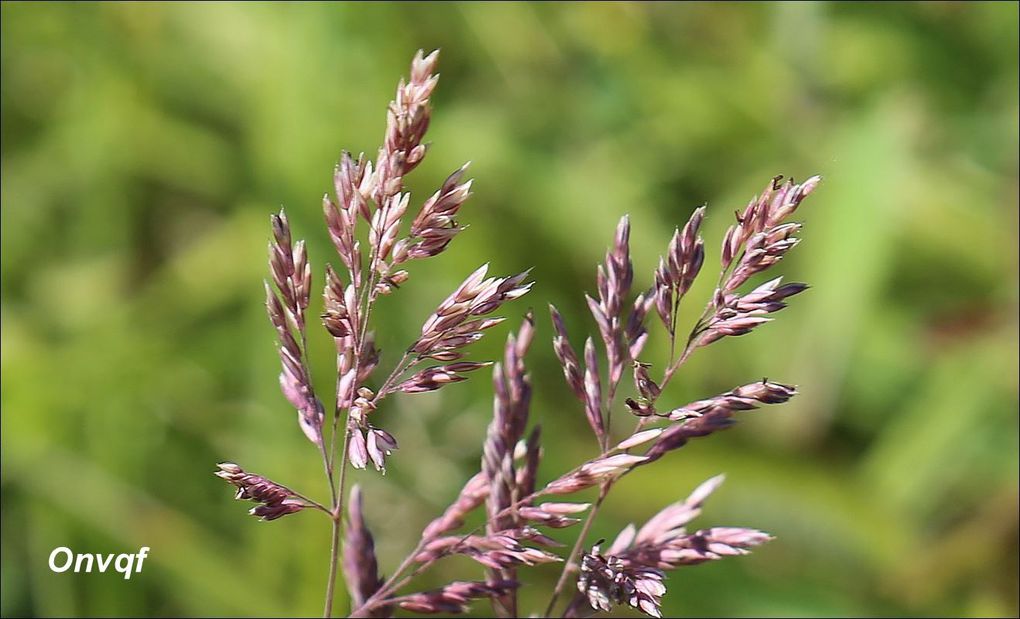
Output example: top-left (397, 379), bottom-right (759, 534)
top-left (604, 374), bottom-right (620, 451)
top-left (371, 351), bottom-right (417, 402)
top-left (325, 233), bottom-right (389, 616)
top-left (318, 391), bottom-right (341, 618)
top-left (323, 511), bottom-right (342, 618)
top-left (547, 303), bottom-right (705, 617)
top-left (325, 349), bottom-right (359, 617)
top-left (668, 289), bottom-right (681, 362)
top-left (334, 426), bottom-right (352, 513)
top-left (321, 337), bottom-right (355, 617)
top-left (319, 416), bottom-right (343, 618)
top-left (349, 537), bottom-right (428, 617)
top-left (544, 483), bottom-right (610, 617)
top-left (291, 490), bottom-right (333, 516)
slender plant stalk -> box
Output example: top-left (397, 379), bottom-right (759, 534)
top-left (322, 421), bottom-right (354, 617)
top-left (355, 540), bottom-right (428, 614)
top-left (320, 369), bottom-right (343, 617)
top-left (324, 511), bottom-right (342, 618)
top-left (326, 299), bottom-right (370, 616)
top-left (544, 484), bottom-right (610, 616)
top-left (544, 320), bottom-right (699, 617)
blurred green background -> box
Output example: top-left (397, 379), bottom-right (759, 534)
top-left (2, 2), bottom-right (1017, 617)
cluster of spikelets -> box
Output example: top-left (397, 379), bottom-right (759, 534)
top-left (216, 49), bottom-right (820, 618)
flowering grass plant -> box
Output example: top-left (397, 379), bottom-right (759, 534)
top-left (216, 49), bottom-right (820, 618)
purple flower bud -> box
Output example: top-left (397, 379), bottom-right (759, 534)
top-left (366, 427), bottom-right (398, 472)
top-left (214, 463), bottom-right (307, 521)
top-left (349, 428), bottom-right (369, 470)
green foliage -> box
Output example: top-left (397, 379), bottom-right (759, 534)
top-left (2, 2), bottom-right (1017, 617)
